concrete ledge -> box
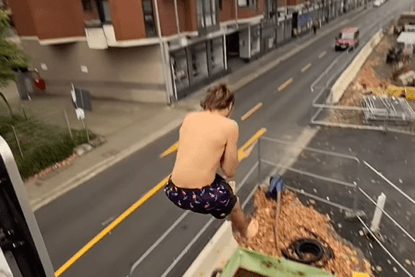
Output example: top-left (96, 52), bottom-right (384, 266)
top-left (182, 221), bottom-right (238, 277)
top-left (330, 30), bottom-right (384, 104)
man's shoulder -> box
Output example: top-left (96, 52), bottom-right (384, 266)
top-left (222, 118), bottom-right (238, 134)
top-left (183, 111), bottom-right (201, 121)
top-left (226, 118), bottom-right (238, 128)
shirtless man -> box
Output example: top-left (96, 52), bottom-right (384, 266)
top-left (164, 84), bottom-right (258, 239)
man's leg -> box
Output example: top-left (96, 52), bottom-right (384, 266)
top-left (230, 200), bottom-right (258, 239)
top-left (224, 181), bottom-right (258, 239)
top-left (229, 200), bottom-right (249, 237)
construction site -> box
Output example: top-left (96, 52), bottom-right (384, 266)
top-left (316, 10), bottom-right (415, 130)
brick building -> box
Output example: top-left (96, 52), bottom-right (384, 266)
top-left (7, 0), bottom-right (363, 104)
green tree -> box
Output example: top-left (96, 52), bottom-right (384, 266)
top-left (0, 9), bottom-right (28, 118)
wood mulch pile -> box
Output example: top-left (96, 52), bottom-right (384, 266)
top-left (236, 188), bottom-right (373, 277)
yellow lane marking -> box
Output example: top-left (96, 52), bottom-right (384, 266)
top-left (301, 63), bottom-right (312, 73)
top-left (319, 51), bottom-right (326, 58)
top-left (160, 141), bottom-right (179, 158)
top-left (241, 102), bottom-right (263, 121)
top-left (278, 78), bottom-right (293, 91)
top-left (55, 128), bottom-right (267, 277)
top-left (238, 128), bottom-right (267, 160)
top-left (352, 273), bottom-right (370, 277)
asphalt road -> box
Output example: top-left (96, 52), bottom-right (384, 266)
top-left (34, 1), bottom-right (415, 277)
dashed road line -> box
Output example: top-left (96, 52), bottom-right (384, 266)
top-left (160, 141), bottom-right (179, 158)
top-left (278, 78), bottom-right (293, 91)
top-left (301, 63), bottom-right (312, 73)
top-left (241, 103), bottom-right (263, 121)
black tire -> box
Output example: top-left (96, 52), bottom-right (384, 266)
top-left (294, 239), bottom-right (325, 264)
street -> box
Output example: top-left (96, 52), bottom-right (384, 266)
top-left (33, 1), bottom-right (415, 276)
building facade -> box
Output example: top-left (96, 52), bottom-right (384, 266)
top-left (7, 0), bottom-right (364, 104)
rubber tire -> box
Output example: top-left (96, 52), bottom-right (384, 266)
top-left (294, 239), bottom-right (325, 264)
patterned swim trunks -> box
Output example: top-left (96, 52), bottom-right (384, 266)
top-left (164, 174), bottom-right (238, 219)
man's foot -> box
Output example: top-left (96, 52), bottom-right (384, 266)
top-left (246, 218), bottom-right (259, 240)
top-left (231, 218), bottom-right (259, 242)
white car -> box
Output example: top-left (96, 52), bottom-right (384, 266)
top-left (373, 0), bottom-right (382, 7)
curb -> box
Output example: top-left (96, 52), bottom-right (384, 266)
top-left (30, 117), bottom-right (183, 211)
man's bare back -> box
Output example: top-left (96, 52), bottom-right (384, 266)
top-left (165, 84), bottom-right (258, 240)
top-left (171, 110), bottom-right (238, 189)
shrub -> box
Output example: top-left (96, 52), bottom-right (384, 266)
top-left (0, 115), bottom-right (96, 180)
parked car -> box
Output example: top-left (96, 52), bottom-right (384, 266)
top-left (335, 27), bottom-right (360, 51)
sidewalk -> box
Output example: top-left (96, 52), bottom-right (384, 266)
top-left (1, 5), bottom-right (366, 212)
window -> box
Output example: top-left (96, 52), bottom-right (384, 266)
top-left (197, 0), bottom-right (218, 29)
top-left (238, 0), bottom-right (256, 8)
top-left (82, 0), bottom-right (100, 24)
top-left (82, 0), bottom-right (93, 12)
top-left (208, 38), bottom-right (224, 75)
top-left (97, 0), bottom-right (111, 23)
top-left (341, 32), bottom-right (354, 40)
top-left (142, 0), bottom-right (156, 37)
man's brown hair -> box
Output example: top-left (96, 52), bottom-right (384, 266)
top-left (201, 84), bottom-right (235, 111)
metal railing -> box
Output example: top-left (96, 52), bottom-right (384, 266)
top-left (256, 135), bottom-right (415, 277)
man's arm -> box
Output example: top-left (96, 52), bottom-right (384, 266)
top-left (221, 121), bottom-right (239, 178)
